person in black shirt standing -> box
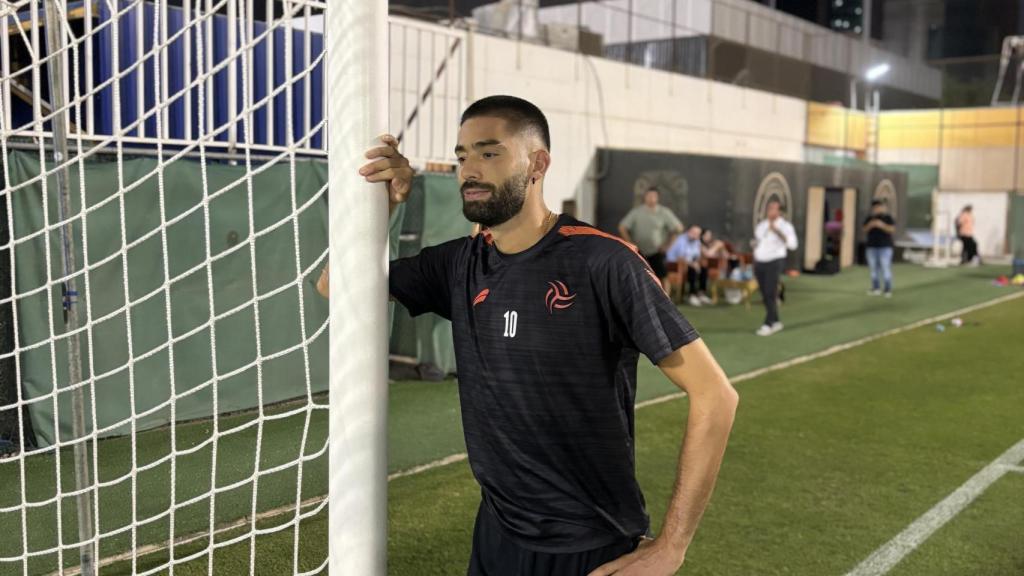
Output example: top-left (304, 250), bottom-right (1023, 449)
top-left (346, 95), bottom-right (738, 576)
top-left (863, 200), bottom-right (895, 297)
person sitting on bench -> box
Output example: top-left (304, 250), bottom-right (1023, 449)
top-left (667, 226), bottom-right (712, 307)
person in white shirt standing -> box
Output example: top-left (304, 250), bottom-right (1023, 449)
top-left (752, 200), bottom-right (798, 336)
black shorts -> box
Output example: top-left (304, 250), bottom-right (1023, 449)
top-left (467, 502), bottom-right (638, 576)
top-left (643, 252), bottom-right (667, 279)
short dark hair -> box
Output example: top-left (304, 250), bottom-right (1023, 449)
top-left (460, 95), bottom-right (551, 151)
top-left (645, 187), bottom-right (660, 195)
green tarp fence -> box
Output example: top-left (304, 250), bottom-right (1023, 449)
top-left (7, 151), bottom-right (343, 448)
top-left (824, 156), bottom-right (938, 229)
top-left (879, 164), bottom-right (938, 229)
top-left (5, 149), bottom-right (456, 448)
top-left (389, 172), bottom-right (470, 376)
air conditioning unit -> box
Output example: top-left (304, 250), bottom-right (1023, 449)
top-left (472, 0), bottom-right (541, 41)
top-left (543, 23), bottom-right (603, 56)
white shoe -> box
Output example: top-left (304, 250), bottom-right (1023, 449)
top-left (687, 295), bottom-right (702, 307)
top-left (868, 289), bottom-right (881, 296)
top-left (699, 294), bottom-right (713, 305)
top-left (771, 322), bottom-right (784, 334)
top-left (884, 292), bottom-right (892, 298)
top-left (756, 324), bottom-right (774, 336)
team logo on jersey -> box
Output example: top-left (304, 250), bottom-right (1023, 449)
top-left (472, 288), bottom-right (490, 307)
top-left (544, 281), bottom-right (576, 313)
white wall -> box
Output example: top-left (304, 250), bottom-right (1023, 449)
top-left (876, 148), bottom-right (941, 165)
top-left (462, 31), bottom-right (807, 221)
top-left (879, 146), bottom-right (1024, 193)
top-left (935, 192), bottom-right (1010, 257)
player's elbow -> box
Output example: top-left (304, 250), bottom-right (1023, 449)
top-left (716, 379), bottom-right (739, 415)
top-left (706, 375), bottom-right (739, 425)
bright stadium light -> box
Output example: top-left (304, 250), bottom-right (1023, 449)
top-left (866, 63), bottom-right (891, 81)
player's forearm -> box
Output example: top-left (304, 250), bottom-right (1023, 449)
top-left (316, 264), bottom-right (330, 299)
top-left (618, 227), bottom-right (632, 242)
top-left (659, 383), bottom-right (738, 556)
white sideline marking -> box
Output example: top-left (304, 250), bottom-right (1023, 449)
top-left (1001, 464), bottom-right (1024, 474)
top-left (387, 453), bottom-right (468, 481)
top-left (55, 496), bottom-right (327, 576)
top-left (635, 290), bottom-right (1024, 411)
top-left (844, 438), bottom-right (1024, 576)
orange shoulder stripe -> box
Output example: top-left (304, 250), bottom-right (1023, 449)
top-left (557, 225), bottom-right (662, 287)
top-left (557, 225), bottom-right (639, 253)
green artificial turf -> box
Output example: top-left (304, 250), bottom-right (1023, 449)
top-left (888, 473), bottom-right (1024, 576)
top-left (380, 294), bottom-right (1024, 575)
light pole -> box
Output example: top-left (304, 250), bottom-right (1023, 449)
top-left (865, 63), bottom-right (890, 110)
top-left (864, 63), bottom-right (890, 165)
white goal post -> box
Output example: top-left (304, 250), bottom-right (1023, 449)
top-left (0, 0), bottom-right (389, 573)
top-left (326, 1), bottom-right (390, 575)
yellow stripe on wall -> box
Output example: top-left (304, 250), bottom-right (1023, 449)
top-left (806, 102), bottom-right (868, 151)
top-left (876, 107), bottom-right (1024, 150)
top-left (807, 104), bottom-right (1024, 150)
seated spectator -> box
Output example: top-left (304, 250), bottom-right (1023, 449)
top-left (667, 226), bottom-right (712, 307)
top-left (701, 229), bottom-right (740, 275)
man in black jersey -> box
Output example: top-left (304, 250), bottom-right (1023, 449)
top-left (345, 96), bottom-right (738, 576)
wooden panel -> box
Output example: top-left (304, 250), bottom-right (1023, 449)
top-left (841, 187), bottom-right (857, 268)
top-left (806, 102), bottom-right (867, 151)
top-left (805, 186), bottom-right (825, 270)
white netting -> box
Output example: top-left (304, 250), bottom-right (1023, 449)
top-left (0, 0), bottom-right (333, 573)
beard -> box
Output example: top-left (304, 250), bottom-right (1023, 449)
top-left (461, 172), bottom-right (529, 228)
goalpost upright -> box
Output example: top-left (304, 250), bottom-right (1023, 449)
top-left (42, 1), bottom-right (96, 574)
top-left (327, 1), bottom-right (391, 574)
top-left (1, 0), bottom-right (392, 572)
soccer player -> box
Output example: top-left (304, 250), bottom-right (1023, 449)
top-left (348, 95), bottom-right (738, 575)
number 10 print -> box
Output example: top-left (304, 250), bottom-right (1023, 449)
top-left (503, 310), bottom-right (518, 338)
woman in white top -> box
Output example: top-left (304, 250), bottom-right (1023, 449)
top-left (752, 200), bottom-right (798, 336)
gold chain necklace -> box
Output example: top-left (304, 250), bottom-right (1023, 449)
top-left (543, 210), bottom-right (558, 235)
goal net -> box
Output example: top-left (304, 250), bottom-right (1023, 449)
top-left (0, 0), bottom-right (387, 574)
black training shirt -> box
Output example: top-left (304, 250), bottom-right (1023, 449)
top-left (389, 214), bottom-right (700, 552)
top-left (864, 213), bottom-right (895, 248)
